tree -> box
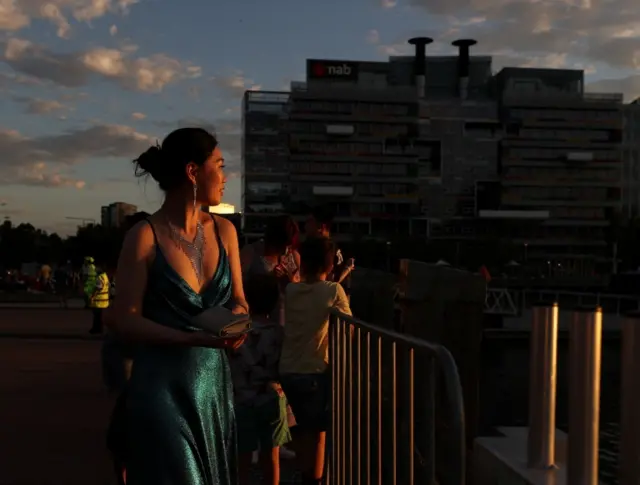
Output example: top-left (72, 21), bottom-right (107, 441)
top-left (0, 221), bottom-right (125, 270)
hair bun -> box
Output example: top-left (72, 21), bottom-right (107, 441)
top-left (133, 144), bottom-right (164, 180)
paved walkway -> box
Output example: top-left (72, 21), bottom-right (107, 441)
top-left (0, 337), bottom-right (115, 485)
top-left (0, 310), bottom-right (299, 485)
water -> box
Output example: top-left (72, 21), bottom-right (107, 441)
top-left (481, 336), bottom-right (621, 485)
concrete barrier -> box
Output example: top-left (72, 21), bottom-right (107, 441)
top-left (474, 427), bottom-right (567, 485)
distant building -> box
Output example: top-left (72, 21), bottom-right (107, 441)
top-left (490, 68), bottom-right (623, 274)
top-left (101, 202), bottom-right (137, 228)
top-left (623, 98), bottom-right (640, 219)
top-left (241, 91), bottom-right (290, 240)
top-left (243, 39), bottom-right (623, 274)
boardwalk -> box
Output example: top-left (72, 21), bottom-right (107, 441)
top-left (0, 309), bottom-right (298, 485)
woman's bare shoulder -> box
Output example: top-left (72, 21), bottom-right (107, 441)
top-left (121, 219), bottom-right (155, 254)
top-left (211, 215), bottom-right (238, 242)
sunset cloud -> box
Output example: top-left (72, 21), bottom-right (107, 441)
top-left (1, 38), bottom-right (201, 92)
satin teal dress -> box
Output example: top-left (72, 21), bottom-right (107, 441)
top-left (126, 219), bottom-right (237, 485)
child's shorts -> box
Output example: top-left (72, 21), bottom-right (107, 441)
top-left (236, 393), bottom-right (292, 454)
top-left (280, 372), bottom-right (330, 432)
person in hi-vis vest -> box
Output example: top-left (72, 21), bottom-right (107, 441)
top-left (83, 256), bottom-right (97, 308)
top-left (89, 267), bottom-right (110, 334)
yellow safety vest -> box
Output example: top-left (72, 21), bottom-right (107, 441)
top-left (90, 273), bottom-right (110, 309)
top-left (83, 264), bottom-right (97, 294)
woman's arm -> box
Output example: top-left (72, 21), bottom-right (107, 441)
top-left (106, 221), bottom-right (190, 345)
top-left (217, 216), bottom-right (249, 314)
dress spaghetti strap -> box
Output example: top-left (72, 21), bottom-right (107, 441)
top-left (145, 219), bottom-right (159, 245)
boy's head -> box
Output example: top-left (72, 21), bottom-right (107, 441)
top-left (305, 205), bottom-right (333, 238)
top-left (299, 236), bottom-right (335, 280)
top-left (244, 274), bottom-right (280, 318)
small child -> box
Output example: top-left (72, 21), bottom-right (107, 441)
top-left (229, 274), bottom-right (292, 485)
top-left (279, 236), bottom-right (352, 485)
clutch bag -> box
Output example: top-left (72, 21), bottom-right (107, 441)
top-left (189, 306), bottom-right (252, 338)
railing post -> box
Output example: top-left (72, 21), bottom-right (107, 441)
top-left (527, 302), bottom-right (559, 469)
top-left (567, 306), bottom-right (602, 485)
top-left (619, 311), bottom-right (640, 485)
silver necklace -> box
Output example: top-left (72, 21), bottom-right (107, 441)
top-left (166, 217), bottom-right (206, 283)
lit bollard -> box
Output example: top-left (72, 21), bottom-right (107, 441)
top-left (619, 311), bottom-right (640, 485)
top-left (567, 306), bottom-right (602, 485)
top-left (527, 302), bottom-right (559, 469)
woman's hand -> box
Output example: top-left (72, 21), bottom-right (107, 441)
top-left (187, 331), bottom-right (247, 350)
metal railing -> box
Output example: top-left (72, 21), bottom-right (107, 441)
top-left (484, 287), bottom-right (640, 316)
top-left (327, 310), bottom-right (466, 485)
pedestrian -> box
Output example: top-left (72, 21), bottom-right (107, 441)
top-left (88, 265), bottom-right (110, 334)
top-left (53, 261), bottom-right (71, 309)
top-left (83, 256), bottom-right (97, 308)
top-left (106, 127), bottom-right (249, 485)
top-left (229, 274), bottom-right (293, 485)
top-left (279, 236), bottom-right (353, 485)
top-left (304, 206), bottom-right (355, 285)
top-left (240, 215), bottom-right (300, 324)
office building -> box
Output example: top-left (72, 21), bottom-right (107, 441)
top-left (101, 202), bottom-right (137, 228)
top-left (623, 98), bottom-right (640, 219)
top-left (489, 68), bottom-right (623, 273)
top-left (284, 38), bottom-right (504, 241)
top-left (242, 91), bottom-right (290, 240)
top-left (242, 39), bottom-right (623, 271)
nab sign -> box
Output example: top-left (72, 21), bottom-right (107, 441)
top-left (307, 60), bottom-right (358, 81)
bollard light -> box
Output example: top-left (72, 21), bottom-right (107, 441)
top-left (619, 311), bottom-right (640, 485)
top-left (567, 306), bottom-right (602, 485)
top-left (527, 302), bottom-right (559, 469)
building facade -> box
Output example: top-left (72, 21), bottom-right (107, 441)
top-left (242, 91), bottom-right (290, 240)
top-left (242, 42), bottom-right (624, 273)
top-left (100, 202), bottom-right (137, 228)
top-left (285, 41), bottom-right (500, 241)
top-left (491, 68), bottom-right (623, 273)
top-left (623, 98), bottom-right (640, 219)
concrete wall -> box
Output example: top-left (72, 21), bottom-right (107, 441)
top-left (397, 259), bottom-right (486, 452)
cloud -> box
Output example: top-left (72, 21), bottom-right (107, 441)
top-left (210, 71), bottom-right (261, 98)
top-left (408, 0), bottom-right (640, 70)
top-left (1, 0), bottom-right (138, 38)
top-left (587, 75), bottom-right (640, 102)
top-left (377, 42), bottom-right (412, 56)
top-left (1, 38), bottom-right (201, 92)
top-left (12, 95), bottom-right (67, 115)
top-left (0, 123), bottom-right (152, 187)
top-left (380, 0), bottom-right (397, 8)
top-left (366, 29), bottom-right (380, 45)
top-left (131, 112), bottom-right (146, 120)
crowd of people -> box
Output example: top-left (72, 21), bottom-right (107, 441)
top-left (95, 127), bottom-right (355, 485)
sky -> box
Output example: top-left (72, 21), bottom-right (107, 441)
top-left (1, 0), bottom-right (639, 236)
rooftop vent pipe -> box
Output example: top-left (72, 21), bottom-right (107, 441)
top-left (408, 37), bottom-right (433, 98)
top-left (452, 39), bottom-right (477, 99)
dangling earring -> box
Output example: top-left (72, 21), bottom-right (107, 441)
top-left (192, 183), bottom-right (198, 212)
